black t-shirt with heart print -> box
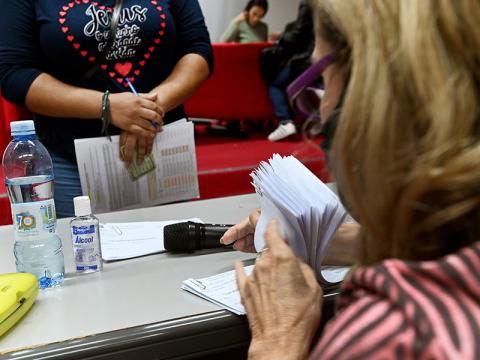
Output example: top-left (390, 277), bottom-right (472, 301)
top-left (0, 0), bottom-right (213, 163)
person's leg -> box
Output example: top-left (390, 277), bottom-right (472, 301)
top-left (267, 67), bottom-right (297, 141)
top-left (50, 153), bottom-right (83, 218)
top-left (268, 67), bottom-right (293, 123)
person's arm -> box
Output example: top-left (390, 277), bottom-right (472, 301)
top-left (120, 0), bottom-right (212, 162)
top-left (323, 223), bottom-right (359, 265)
top-left (25, 74), bottom-right (159, 139)
top-left (0, 0), bottom-right (159, 139)
top-left (278, 0), bottom-right (313, 54)
top-left (236, 220), bottom-right (322, 360)
top-left (221, 209), bottom-right (358, 266)
top-left (221, 19), bottom-right (241, 43)
top-left (149, 54), bottom-right (209, 113)
top-left (260, 22), bottom-right (269, 42)
top-left (150, 0), bottom-right (212, 112)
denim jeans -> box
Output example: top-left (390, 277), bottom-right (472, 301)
top-left (268, 66), bottom-right (293, 124)
top-left (51, 153), bottom-right (82, 218)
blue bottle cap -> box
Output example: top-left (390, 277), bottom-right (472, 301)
top-left (11, 120), bottom-right (36, 136)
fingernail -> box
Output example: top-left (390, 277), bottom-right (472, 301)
top-left (219, 237), bottom-right (224, 244)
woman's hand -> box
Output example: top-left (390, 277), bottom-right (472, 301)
top-left (234, 11), bottom-right (248, 24)
top-left (109, 92), bottom-right (163, 138)
top-left (119, 130), bottom-right (159, 164)
top-left (220, 209), bottom-right (260, 252)
top-left (236, 220), bottom-right (323, 360)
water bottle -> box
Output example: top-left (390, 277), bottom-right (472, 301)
top-left (2, 120), bottom-right (65, 289)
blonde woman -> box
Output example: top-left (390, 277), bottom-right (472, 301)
top-left (222, 0), bottom-right (480, 358)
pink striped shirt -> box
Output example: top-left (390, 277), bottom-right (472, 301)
top-left (311, 242), bottom-right (480, 359)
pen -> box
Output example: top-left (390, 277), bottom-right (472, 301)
top-left (124, 77), bottom-right (158, 129)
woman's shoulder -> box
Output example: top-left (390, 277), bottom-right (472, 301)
top-left (311, 242), bottom-right (480, 359)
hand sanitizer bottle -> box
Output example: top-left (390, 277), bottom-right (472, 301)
top-left (70, 196), bottom-right (103, 273)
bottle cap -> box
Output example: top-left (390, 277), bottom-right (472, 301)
top-left (73, 196), bottom-right (92, 217)
top-left (10, 120), bottom-right (36, 136)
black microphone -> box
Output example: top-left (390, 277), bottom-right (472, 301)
top-left (163, 221), bottom-right (234, 252)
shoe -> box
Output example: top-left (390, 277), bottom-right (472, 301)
top-left (268, 122), bottom-right (297, 141)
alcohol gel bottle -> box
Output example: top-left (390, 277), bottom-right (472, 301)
top-left (70, 196), bottom-right (103, 273)
top-left (2, 121), bottom-right (65, 289)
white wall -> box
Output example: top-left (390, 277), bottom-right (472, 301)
top-left (198, 0), bottom-right (301, 43)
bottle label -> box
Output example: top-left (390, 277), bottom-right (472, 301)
top-left (11, 199), bottom-right (56, 238)
top-left (71, 225), bottom-right (102, 272)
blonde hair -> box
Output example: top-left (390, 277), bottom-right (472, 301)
top-left (316, 0), bottom-right (480, 264)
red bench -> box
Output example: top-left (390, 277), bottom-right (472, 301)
top-left (185, 42), bottom-right (274, 121)
top-left (1, 97), bottom-right (31, 224)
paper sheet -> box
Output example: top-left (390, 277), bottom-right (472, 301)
top-left (181, 264), bottom-right (350, 315)
top-left (100, 218), bottom-right (202, 261)
top-left (182, 265), bottom-right (254, 315)
top-left (74, 119), bottom-right (199, 213)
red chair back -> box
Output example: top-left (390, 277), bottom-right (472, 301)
top-left (0, 96), bottom-right (32, 225)
top-left (184, 42), bottom-right (275, 121)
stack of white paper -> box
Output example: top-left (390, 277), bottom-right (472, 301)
top-left (251, 154), bottom-right (347, 285)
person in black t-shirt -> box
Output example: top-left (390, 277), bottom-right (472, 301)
top-left (0, 0), bottom-right (213, 217)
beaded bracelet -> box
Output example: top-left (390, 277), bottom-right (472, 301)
top-left (101, 90), bottom-right (112, 141)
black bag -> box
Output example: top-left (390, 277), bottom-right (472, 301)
top-left (259, 45), bottom-right (288, 83)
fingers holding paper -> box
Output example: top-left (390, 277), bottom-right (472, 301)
top-left (220, 209), bottom-right (260, 252)
top-left (120, 130), bottom-right (155, 164)
top-left (235, 220), bottom-right (323, 359)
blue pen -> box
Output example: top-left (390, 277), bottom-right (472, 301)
top-left (125, 77), bottom-right (158, 129)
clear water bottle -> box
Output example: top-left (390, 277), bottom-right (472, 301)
top-left (2, 120), bottom-right (65, 289)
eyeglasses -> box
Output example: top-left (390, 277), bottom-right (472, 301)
top-left (287, 53), bottom-right (335, 122)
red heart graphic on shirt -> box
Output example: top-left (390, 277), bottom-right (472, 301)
top-left (115, 62), bottom-right (133, 77)
top-left (58, 0), bottom-right (167, 87)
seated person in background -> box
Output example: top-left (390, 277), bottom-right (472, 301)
top-left (223, 0), bottom-right (480, 358)
top-left (221, 0), bottom-right (269, 43)
top-left (261, 0), bottom-right (314, 142)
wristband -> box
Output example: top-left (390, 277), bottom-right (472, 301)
top-left (101, 90), bottom-right (112, 141)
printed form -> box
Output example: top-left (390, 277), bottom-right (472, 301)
top-left (74, 120), bottom-right (199, 213)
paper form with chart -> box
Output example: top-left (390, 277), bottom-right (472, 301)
top-left (74, 119), bottom-right (199, 213)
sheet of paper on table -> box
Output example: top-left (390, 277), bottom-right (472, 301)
top-left (100, 218), bottom-right (202, 261)
top-left (182, 265), bottom-right (349, 315)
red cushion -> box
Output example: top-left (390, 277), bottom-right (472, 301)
top-left (0, 96), bottom-right (31, 225)
top-left (184, 42), bottom-right (275, 121)
top-left (0, 166), bottom-right (11, 225)
top-left (0, 95), bottom-right (32, 156)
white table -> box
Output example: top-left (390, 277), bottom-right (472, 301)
top-left (0, 194), bottom-right (339, 359)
